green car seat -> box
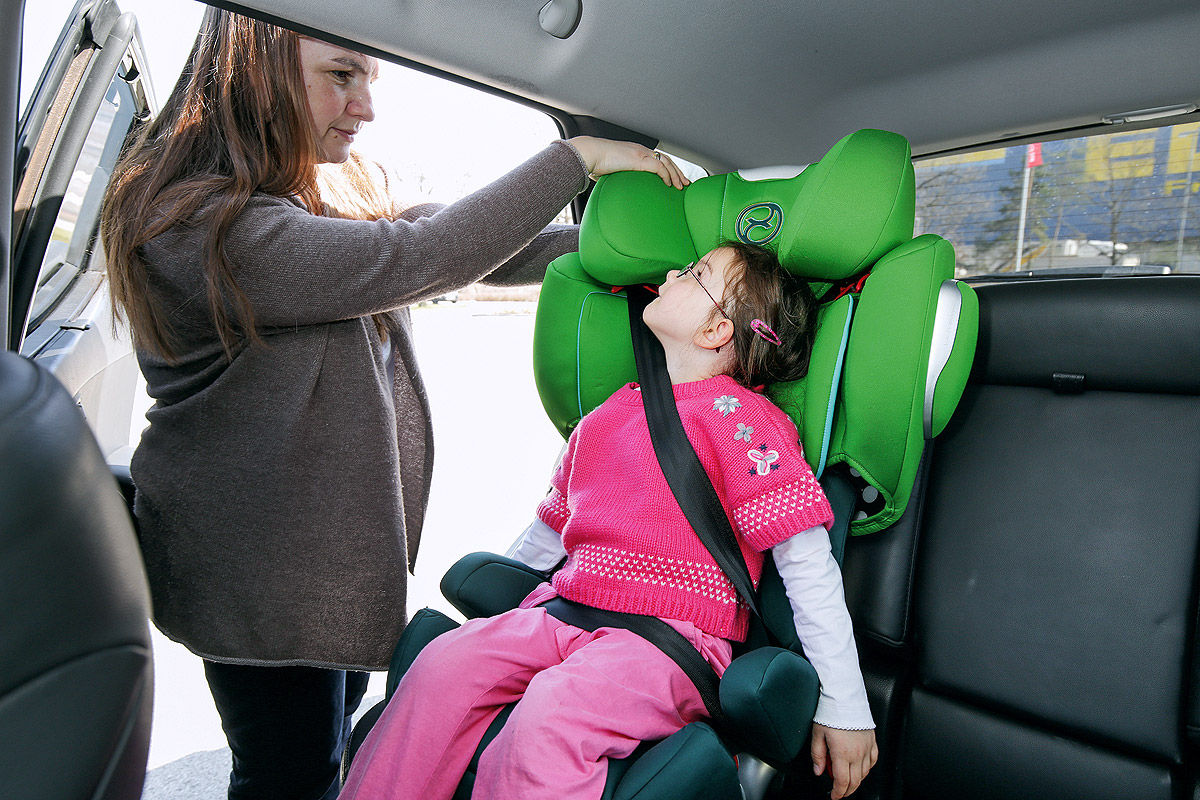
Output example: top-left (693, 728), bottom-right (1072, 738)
top-left (343, 129), bottom-right (978, 799)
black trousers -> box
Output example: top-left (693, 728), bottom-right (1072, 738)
top-left (203, 660), bottom-right (370, 800)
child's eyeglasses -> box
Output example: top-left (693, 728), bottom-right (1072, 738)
top-left (679, 262), bottom-right (731, 320)
top-left (678, 262), bottom-right (783, 348)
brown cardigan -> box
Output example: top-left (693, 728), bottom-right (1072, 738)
top-left (131, 141), bottom-right (588, 669)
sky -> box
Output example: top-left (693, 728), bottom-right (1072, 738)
top-left (20, 0), bottom-right (564, 204)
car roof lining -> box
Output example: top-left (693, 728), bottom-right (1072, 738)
top-left (211, 0), bottom-right (1199, 171)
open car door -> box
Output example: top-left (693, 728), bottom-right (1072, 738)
top-left (11, 0), bottom-right (156, 459)
top-left (3, 6), bottom-right (158, 799)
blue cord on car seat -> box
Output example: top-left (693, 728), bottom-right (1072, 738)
top-left (816, 295), bottom-right (854, 480)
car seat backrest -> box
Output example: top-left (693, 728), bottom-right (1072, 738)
top-left (0, 351), bottom-right (153, 800)
top-left (534, 128), bottom-right (978, 535)
top-left (902, 276), bottom-right (1200, 799)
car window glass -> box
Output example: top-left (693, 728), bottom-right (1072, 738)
top-left (915, 121), bottom-right (1200, 278)
top-left (20, 77), bottom-right (135, 346)
top-left (354, 61), bottom-right (568, 224)
top-left (18, 0), bottom-right (79, 114)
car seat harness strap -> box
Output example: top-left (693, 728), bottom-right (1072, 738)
top-left (820, 270), bottom-right (871, 304)
top-left (624, 284), bottom-right (762, 619)
top-left (539, 596), bottom-right (724, 722)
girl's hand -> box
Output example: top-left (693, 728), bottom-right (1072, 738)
top-left (567, 136), bottom-right (690, 189)
top-left (811, 723), bottom-right (878, 799)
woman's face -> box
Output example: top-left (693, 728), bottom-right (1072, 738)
top-left (297, 38), bottom-right (379, 164)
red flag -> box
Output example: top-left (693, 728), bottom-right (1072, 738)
top-left (1026, 142), bottom-right (1043, 168)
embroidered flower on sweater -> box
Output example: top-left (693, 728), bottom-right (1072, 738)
top-left (734, 423), bottom-right (753, 443)
top-left (748, 444), bottom-right (781, 475)
top-left (713, 395), bottom-right (742, 416)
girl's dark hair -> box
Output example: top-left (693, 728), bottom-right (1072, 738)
top-left (715, 240), bottom-right (819, 388)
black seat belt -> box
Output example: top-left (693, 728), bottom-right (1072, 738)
top-left (539, 596), bottom-right (723, 721)
top-left (624, 285), bottom-right (761, 619)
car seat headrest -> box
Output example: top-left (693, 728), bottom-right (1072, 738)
top-left (579, 128), bottom-right (915, 285)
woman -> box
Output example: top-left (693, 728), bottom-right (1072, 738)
top-left (100, 9), bottom-right (686, 800)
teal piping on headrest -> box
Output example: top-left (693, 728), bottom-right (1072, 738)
top-left (718, 174), bottom-right (733, 241)
top-left (816, 295), bottom-right (854, 480)
top-left (575, 291), bottom-right (622, 420)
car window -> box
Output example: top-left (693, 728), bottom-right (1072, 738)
top-left (354, 61), bottom-right (568, 224)
top-left (19, 76), bottom-right (136, 348)
top-left (18, 0), bottom-right (78, 114)
top-left (915, 121), bottom-right (1200, 278)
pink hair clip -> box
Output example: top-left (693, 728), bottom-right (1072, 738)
top-left (750, 319), bottom-right (782, 346)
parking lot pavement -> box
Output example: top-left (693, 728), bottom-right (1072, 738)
top-left (142, 748), bottom-right (229, 799)
top-left (142, 301), bottom-right (565, 797)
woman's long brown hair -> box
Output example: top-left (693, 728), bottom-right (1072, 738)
top-left (102, 9), bottom-right (394, 362)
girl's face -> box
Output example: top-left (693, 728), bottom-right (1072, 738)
top-left (644, 246), bottom-right (737, 349)
top-left (298, 38), bottom-right (379, 164)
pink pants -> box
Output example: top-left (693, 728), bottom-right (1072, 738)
top-left (340, 585), bottom-right (732, 800)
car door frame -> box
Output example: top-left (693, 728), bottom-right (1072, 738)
top-left (9, 0), bottom-right (156, 458)
top-left (1, 0), bottom-right (20, 351)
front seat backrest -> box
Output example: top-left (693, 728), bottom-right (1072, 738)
top-left (0, 351), bottom-right (154, 800)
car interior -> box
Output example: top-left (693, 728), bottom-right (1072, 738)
top-left (2, 1), bottom-right (1199, 799)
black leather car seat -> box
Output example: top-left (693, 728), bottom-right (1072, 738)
top-left (0, 351), bottom-right (154, 800)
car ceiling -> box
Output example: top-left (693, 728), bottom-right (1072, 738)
top-left (219, 0), bottom-right (1198, 171)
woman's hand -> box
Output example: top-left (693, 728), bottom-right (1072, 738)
top-left (811, 723), bottom-right (878, 799)
top-left (567, 136), bottom-right (690, 189)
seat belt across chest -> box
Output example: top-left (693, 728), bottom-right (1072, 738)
top-left (624, 284), bottom-right (761, 618)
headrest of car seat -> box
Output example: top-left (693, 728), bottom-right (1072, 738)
top-left (579, 128), bottom-right (915, 285)
top-left (0, 352), bottom-right (154, 799)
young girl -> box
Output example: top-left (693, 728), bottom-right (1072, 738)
top-left (341, 241), bottom-right (877, 800)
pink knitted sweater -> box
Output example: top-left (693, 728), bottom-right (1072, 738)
top-left (537, 374), bottom-right (834, 641)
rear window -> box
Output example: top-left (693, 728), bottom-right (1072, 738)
top-left (915, 122), bottom-right (1199, 278)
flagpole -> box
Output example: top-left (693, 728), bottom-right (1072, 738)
top-left (1014, 143), bottom-right (1042, 271)
top-left (1015, 163), bottom-right (1031, 271)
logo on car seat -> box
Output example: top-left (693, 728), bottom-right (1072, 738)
top-left (735, 202), bottom-right (784, 245)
